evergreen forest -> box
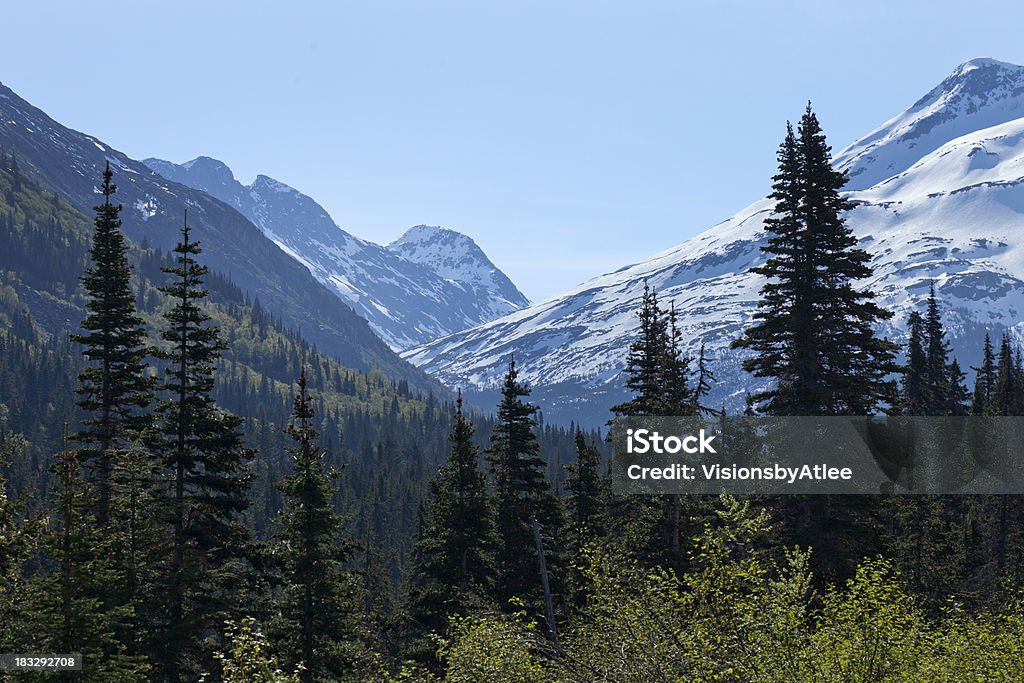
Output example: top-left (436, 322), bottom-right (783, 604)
top-left (1, 106), bottom-right (1023, 681)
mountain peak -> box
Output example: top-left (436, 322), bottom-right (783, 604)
top-left (392, 224), bottom-right (465, 245)
top-left (388, 225), bottom-right (530, 308)
top-left (143, 157), bottom-right (530, 347)
top-left (0, 83), bottom-right (441, 391)
top-left (180, 155), bottom-right (236, 183)
top-left (916, 57), bottom-right (1024, 107)
top-left (402, 57), bottom-right (1024, 426)
top-left (952, 57), bottom-right (1021, 75)
top-left (834, 57), bottom-right (1024, 190)
top-left (251, 174), bottom-right (297, 195)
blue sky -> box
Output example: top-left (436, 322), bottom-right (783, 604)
top-left (4, 1), bottom-right (1024, 301)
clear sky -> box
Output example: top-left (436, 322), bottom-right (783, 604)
top-left (4, 1), bottom-right (1024, 301)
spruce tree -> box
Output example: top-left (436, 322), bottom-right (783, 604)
top-left (611, 283), bottom-right (669, 417)
top-left (609, 286), bottom-right (704, 570)
top-left (945, 359), bottom-right (969, 417)
top-left (273, 367), bottom-right (356, 682)
top-left (30, 445), bottom-right (149, 681)
top-left (406, 390), bottom-right (496, 663)
top-left (561, 429), bottom-right (608, 609)
top-left (971, 333), bottom-right (997, 415)
top-left (733, 105), bottom-right (898, 415)
top-left (900, 292), bottom-right (967, 416)
top-left (0, 434), bottom-right (45, 654)
top-left (72, 162), bottom-right (154, 522)
top-left (660, 303), bottom-right (697, 415)
top-left (991, 335), bottom-right (1023, 417)
top-left (153, 219), bottom-right (253, 681)
top-left (901, 311), bottom-right (928, 415)
top-left (733, 106), bottom-right (898, 586)
top-left (485, 358), bottom-right (560, 615)
top-left (693, 342), bottom-right (716, 416)
top-left (922, 286), bottom-right (967, 415)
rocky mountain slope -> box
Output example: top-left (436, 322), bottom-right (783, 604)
top-left (403, 58), bottom-right (1024, 426)
top-left (142, 157), bottom-right (528, 349)
top-left (0, 81), bottom-right (440, 393)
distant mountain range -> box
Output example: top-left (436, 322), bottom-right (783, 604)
top-left (142, 157), bottom-right (528, 350)
top-left (402, 58), bottom-right (1024, 427)
top-left (0, 80), bottom-right (440, 393)
top-left (8, 59), bottom-right (1024, 430)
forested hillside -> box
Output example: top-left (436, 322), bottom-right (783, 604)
top-left (412, 105), bottom-right (1024, 683)
top-left (0, 154), bottom-right (587, 587)
top-left (0, 80), bottom-right (441, 391)
top-left (3, 106), bottom-right (1024, 681)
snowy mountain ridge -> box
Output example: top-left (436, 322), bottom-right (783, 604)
top-left (835, 58), bottom-right (1024, 190)
top-left (143, 157), bottom-right (529, 349)
top-left (387, 225), bottom-right (527, 317)
top-left (402, 58), bottom-right (1024, 427)
top-left (0, 81), bottom-right (440, 390)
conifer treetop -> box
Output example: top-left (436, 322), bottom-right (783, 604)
top-left (733, 104), bottom-right (898, 416)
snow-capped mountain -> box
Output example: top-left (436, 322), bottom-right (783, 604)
top-left (0, 81), bottom-right (442, 392)
top-left (403, 58), bottom-right (1024, 427)
top-left (143, 157), bottom-right (528, 350)
top-left (387, 225), bottom-right (528, 319)
top-left (835, 58), bottom-right (1024, 190)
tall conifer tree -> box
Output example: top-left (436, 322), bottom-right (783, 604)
top-left (72, 163), bottom-right (154, 522)
top-left (153, 219), bottom-right (253, 681)
top-left (273, 367), bottom-right (356, 682)
top-left (923, 286), bottom-right (968, 415)
top-left (405, 391), bottom-right (496, 666)
top-left (561, 429), bottom-right (608, 609)
top-left (991, 335), bottom-right (1023, 417)
top-left (486, 358), bottom-right (560, 614)
top-left (900, 291), bottom-right (967, 416)
top-left (733, 105), bottom-right (898, 586)
top-left (661, 303), bottom-right (697, 415)
top-left (971, 333), bottom-right (997, 415)
top-left (610, 286), bottom-right (704, 569)
top-left (693, 342), bottom-right (716, 416)
top-left (901, 312), bottom-right (927, 415)
top-left (31, 445), bottom-right (149, 680)
top-left (734, 106), bottom-right (898, 415)
top-left (611, 283), bottom-right (669, 416)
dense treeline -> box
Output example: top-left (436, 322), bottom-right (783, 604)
top-left (0, 155), bottom-right (591, 679)
top-left (400, 105), bottom-right (1024, 681)
top-left (2, 102), bottom-right (1024, 681)
top-left (0, 152), bottom-right (586, 573)
top-left (436, 496), bottom-right (1024, 682)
